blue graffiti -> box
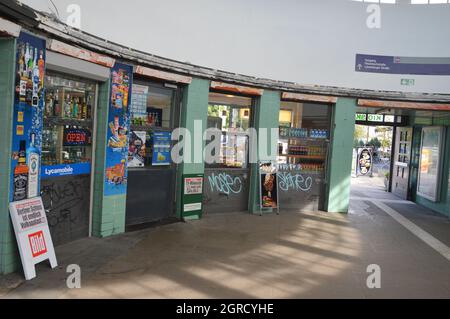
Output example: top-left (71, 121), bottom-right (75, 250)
top-left (278, 172), bottom-right (312, 192)
top-left (208, 173), bottom-right (243, 195)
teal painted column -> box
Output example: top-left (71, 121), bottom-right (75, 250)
top-left (91, 80), bottom-right (127, 237)
top-left (0, 38), bottom-right (19, 274)
top-left (175, 78), bottom-right (210, 219)
top-left (249, 90), bottom-right (281, 214)
top-left (325, 98), bottom-right (356, 213)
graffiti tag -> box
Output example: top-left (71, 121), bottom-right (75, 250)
top-left (278, 172), bottom-right (313, 192)
top-left (208, 173), bottom-right (243, 195)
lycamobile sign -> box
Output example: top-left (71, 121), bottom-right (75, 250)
top-left (41, 163), bottom-right (91, 179)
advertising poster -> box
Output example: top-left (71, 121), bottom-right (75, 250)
top-left (260, 162), bottom-right (278, 209)
top-left (357, 147), bottom-right (373, 176)
top-left (104, 63), bottom-right (133, 196)
top-left (152, 131), bottom-right (171, 166)
top-left (9, 197), bottom-right (57, 280)
top-left (130, 84), bottom-right (148, 125)
top-left (128, 131), bottom-right (146, 168)
top-left (182, 174), bottom-right (204, 217)
top-left (10, 32), bottom-right (46, 202)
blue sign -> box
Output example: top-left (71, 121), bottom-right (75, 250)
top-left (355, 54), bottom-right (450, 76)
top-left (152, 131), bottom-right (172, 166)
top-left (41, 162), bottom-right (91, 179)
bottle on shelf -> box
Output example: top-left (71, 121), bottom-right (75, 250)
top-left (53, 89), bottom-right (60, 117)
top-left (64, 94), bottom-right (72, 118)
top-left (45, 92), bottom-right (53, 117)
top-left (72, 97), bottom-right (79, 119)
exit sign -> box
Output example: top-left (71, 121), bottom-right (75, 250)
top-left (368, 114), bottom-right (383, 122)
top-left (401, 79), bottom-right (415, 86)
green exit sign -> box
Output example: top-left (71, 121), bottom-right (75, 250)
top-left (368, 114), bottom-right (384, 122)
top-left (401, 79), bottom-right (415, 86)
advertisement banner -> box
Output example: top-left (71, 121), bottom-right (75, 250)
top-left (357, 147), bottom-right (373, 176)
top-left (128, 130), bottom-right (146, 168)
top-left (152, 131), bottom-right (171, 166)
top-left (104, 63), bottom-right (133, 196)
top-left (9, 197), bottom-right (57, 280)
top-left (259, 161), bottom-right (278, 209)
top-left (10, 32), bottom-right (46, 202)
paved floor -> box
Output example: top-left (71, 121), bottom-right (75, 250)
top-left (1, 177), bottom-right (450, 298)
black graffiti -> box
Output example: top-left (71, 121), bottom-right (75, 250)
top-left (40, 179), bottom-right (85, 228)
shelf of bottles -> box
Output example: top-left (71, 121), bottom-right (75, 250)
top-left (41, 74), bottom-right (96, 167)
top-left (278, 127), bottom-right (329, 173)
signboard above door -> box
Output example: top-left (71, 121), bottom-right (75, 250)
top-left (355, 54), bottom-right (450, 76)
top-left (355, 113), bottom-right (405, 126)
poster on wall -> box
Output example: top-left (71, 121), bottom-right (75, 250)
top-left (182, 174), bottom-right (204, 217)
top-left (9, 197), bottom-right (57, 280)
top-left (152, 131), bottom-right (172, 166)
top-left (10, 32), bottom-right (46, 203)
top-left (357, 147), bottom-right (373, 176)
top-left (128, 131), bottom-right (146, 168)
top-left (259, 161), bottom-right (279, 210)
top-left (417, 126), bottom-right (444, 202)
top-left (130, 84), bottom-right (148, 125)
top-left (104, 63), bottom-right (133, 196)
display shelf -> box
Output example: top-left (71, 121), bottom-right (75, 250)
top-left (130, 124), bottom-right (170, 132)
top-left (279, 135), bottom-right (329, 143)
top-left (279, 154), bottom-right (326, 160)
top-left (43, 116), bottom-right (93, 127)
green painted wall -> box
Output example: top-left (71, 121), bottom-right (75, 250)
top-left (175, 78), bottom-right (210, 218)
top-left (91, 80), bottom-right (126, 237)
top-left (0, 38), bottom-right (19, 274)
top-left (248, 90), bottom-right (281, 214)
top-left (325, 98), bottom-right (356, 213)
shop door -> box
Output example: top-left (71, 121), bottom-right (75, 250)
top-left (40, 72), bottom-right (96, 246)
top-left (392, 127), bottom-right (413, 199)
top-left (204, 93), bottom-right (254, 214)
top-left (125, 82), bottom-right (179, 228)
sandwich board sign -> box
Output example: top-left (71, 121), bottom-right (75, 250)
top-left (9, 197), bottom-right (57, 280)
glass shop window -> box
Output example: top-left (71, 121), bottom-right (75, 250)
top-left (128, 83), bottom-right (174, 168)
top-left (206, 93), bottom-right (253, 169)
top-left (42, 73), bottom-right (96, 167)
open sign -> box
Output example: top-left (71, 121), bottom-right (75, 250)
top-left (63, 128), bottom-right (92, 146)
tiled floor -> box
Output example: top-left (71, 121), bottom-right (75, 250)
top-left (1, 177), bottom-right (449, 298)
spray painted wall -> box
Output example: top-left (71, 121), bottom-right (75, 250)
top-left (21, 0), bottom-right (450, 93)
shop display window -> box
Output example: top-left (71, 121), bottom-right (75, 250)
top-left (42, 73), bottom-right (96, 166)
top-left (128, 83), bottom-right (174, 168)
top-left (207, 93), bottom-right (253, 169)
top-left (278, 101), bottom-right (331, 174)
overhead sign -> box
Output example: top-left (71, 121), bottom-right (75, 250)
top-left (367, 114), bottom-right (383, 122)
top-left (355, 54), bottom-right (450, 76)
top-left (9, 197), bottom-right (57, 280)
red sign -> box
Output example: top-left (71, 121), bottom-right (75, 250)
top-left (63, 128), bottom-right (91, 146)
top-left (28, 230), bottom-right (47, 258)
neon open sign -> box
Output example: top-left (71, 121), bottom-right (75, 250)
top-left (63, 128), bottom-right (92, 146)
